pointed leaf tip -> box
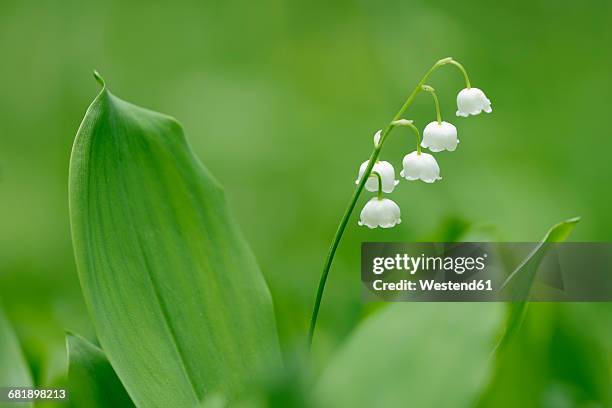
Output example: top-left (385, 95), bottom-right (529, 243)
top-left (543, 216), bottom-right (581, 242)
top-left (93, 70), bottom-right (106, 88)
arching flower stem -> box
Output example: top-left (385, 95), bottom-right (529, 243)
top-left (307, 57), bottom-right (457, 350)
top-left (422, 85), bottom-right (442, 125)
top-left (392, 119), bottom-right (421, 155)
top-left (447, 59), bottom-right (471, 89)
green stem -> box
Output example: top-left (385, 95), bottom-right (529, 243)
top-left (422, 85), bottom-right (442, 124)
top-left (307, 58), bottom-right (451, 349)
top-left (370, 171), bottom-right (383, 200)
top-left (448, 60), bottom-right (471, 88)
top-left (392, 119), bottom-right (421, 155)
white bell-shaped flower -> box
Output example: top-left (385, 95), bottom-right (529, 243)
top-left (422, 121), bottom-right (459, 152)
top-left (356, 160), bottom-right (399, 193)
top-left (400, 151), bottom-right (441, 183)
top-left (358, 197), bottom-right (401, 229)
top-left (456, 87), bottom-right (492, 117)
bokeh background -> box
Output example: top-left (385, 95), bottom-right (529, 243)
top-left (1, 0), bottom-right (611, 406)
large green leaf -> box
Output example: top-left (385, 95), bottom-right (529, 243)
top-left (314, 303), bottom-right (503, 408)
top-left (498, 217), bottom-right (580, 349)
top-left (69, 73), bottom-right (282, 407)
top-left (67, 333), bottom-right (134, 408)
top-left (0, 307), bottom-right (32, 408)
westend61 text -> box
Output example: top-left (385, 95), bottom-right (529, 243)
top-left (372, 279), bottom-right (493, 292)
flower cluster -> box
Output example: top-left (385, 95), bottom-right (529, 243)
top-left (357, 74), bottom-right (491, 229)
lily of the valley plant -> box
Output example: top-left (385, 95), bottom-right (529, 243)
top-left (58, 58), bottom-right (590, 408)
top-left (308, 57), bottom-right (492, 346)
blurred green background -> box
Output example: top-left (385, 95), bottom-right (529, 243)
top-left (1, 0), bottom-right (611, 406)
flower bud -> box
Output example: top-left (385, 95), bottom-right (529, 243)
top-left (456, 88), bottom-right (492, 117)
top-left (422, 121), bottom-right (459, 152)
top-left (358, 197), bottom-right (401, 229)
top-left (356, 160), bottom-right (399, 193)
top-left (400, 151), bottom-right (441, 183)
top-left (373, 130), bottom-right (382, 147)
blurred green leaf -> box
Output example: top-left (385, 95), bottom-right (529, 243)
top-left (0, 307), bottom-right (32, 408)
top-left (479, 303), bottom-right (611, 408)
top-left (67, 333), bottom-right (134, 408)
top-left (69, 74), bottom-right (282, 407)
top-left (498, 217), bottom-right (580, 349)
top-left (314, 303), bottom-right (503, 408)
top-left (34, 373), bottom-right (69, 408)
